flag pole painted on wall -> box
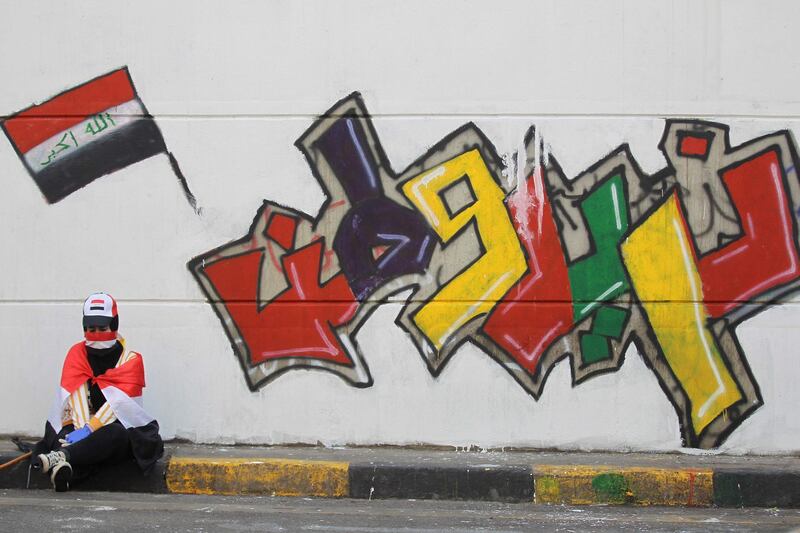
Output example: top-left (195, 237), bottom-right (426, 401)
top-left (0, 67), bottom-right (200, 214)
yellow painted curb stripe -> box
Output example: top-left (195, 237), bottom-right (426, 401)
top-left (533, 465), bottom-right (713, 507)
top-left (166, 457), bottom-right (350, 497)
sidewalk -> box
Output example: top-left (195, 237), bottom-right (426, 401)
top-left (2, 439), bottom-right (799, 508)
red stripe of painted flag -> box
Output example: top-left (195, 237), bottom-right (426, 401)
top-left (3, 68), bottom-right (136, 153)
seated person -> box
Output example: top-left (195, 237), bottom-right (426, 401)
top-left (33, 292), bottom-right (163, 491)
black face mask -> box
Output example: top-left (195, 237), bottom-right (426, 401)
top-left (86, 342), bottom-right (123, 377)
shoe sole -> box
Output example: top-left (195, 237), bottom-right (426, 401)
top-left (51, 463), bottom-right (72, 492)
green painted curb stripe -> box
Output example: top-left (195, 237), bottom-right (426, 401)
top-left (533, 465), bottom-right (714, 507)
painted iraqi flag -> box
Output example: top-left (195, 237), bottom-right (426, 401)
top-left (1, 67), bottom-right (199, 211)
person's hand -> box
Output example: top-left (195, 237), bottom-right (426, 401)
top-left (63, 425), bottom-right (92, 445)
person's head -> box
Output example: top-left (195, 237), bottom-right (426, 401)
top-left (82, 292), bottom-right (119, 349)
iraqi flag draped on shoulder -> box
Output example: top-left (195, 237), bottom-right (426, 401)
top-left (0, 67), bottom-right (199, 212)
top-left (45, 341), bottom-right (163, 472)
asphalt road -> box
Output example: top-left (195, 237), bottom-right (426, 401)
top-left (1, 490), bottom-right (800, 532)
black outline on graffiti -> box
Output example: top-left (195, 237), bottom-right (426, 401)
top-left (187, 95), bottom-right (800, 448)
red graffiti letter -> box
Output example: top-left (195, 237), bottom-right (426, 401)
top-left (482, 168), bottom-right (574, 373)
top-left (203, 240), bottom-right (358, 366)
top-left (696, 150), bottom-right (800, 317)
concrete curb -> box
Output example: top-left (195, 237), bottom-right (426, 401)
top-left (2, 451), bottom-right (798, 507)
top-left (348, 463), bottom-right (534, 502)
top-left (166, 457), bottom-right (349, 497)
top-left (533, 465), bottom-right (714, 506)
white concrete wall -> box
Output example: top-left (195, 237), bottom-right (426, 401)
top-left (1, 0), bottom-right (799, 454)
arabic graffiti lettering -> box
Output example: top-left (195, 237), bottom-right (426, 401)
top-left (41, 130), bottom-right (79, 166)
top-left (84, 112), bottom-right (116, 136)
top-left (39, 113), bottom-right (119, 167)
top-left (188, 93), bottom-right (800, 448)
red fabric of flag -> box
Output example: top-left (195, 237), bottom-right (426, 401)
top-left (61, 341), bottom-right (145, 397)
top-left (3, 69), bottom-right (135, 153)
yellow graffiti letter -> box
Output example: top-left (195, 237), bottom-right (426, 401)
top-left (621, 195), bottom-right (742, 435)
top-left (401, 149), bottom-right (527, 351)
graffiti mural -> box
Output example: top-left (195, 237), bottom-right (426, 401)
top-left (188, 93), bottom-right (800, 448)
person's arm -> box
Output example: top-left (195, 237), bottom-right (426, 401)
top-left (64, 382), bottom-right (118, 443)
top-left (68, 382), bottom-right (91, 429)
top-left (87, 402), bottom-right (117, 431)
top-left (86, 349), bottom-right (138, 431)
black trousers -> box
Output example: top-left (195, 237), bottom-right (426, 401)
top-left (52, 422), bottom-right (132, 472)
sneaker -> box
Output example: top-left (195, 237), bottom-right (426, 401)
top-left (36, 450), bottom-right (67, 474)
top-left (51, 461), bottom-right (72, 492)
